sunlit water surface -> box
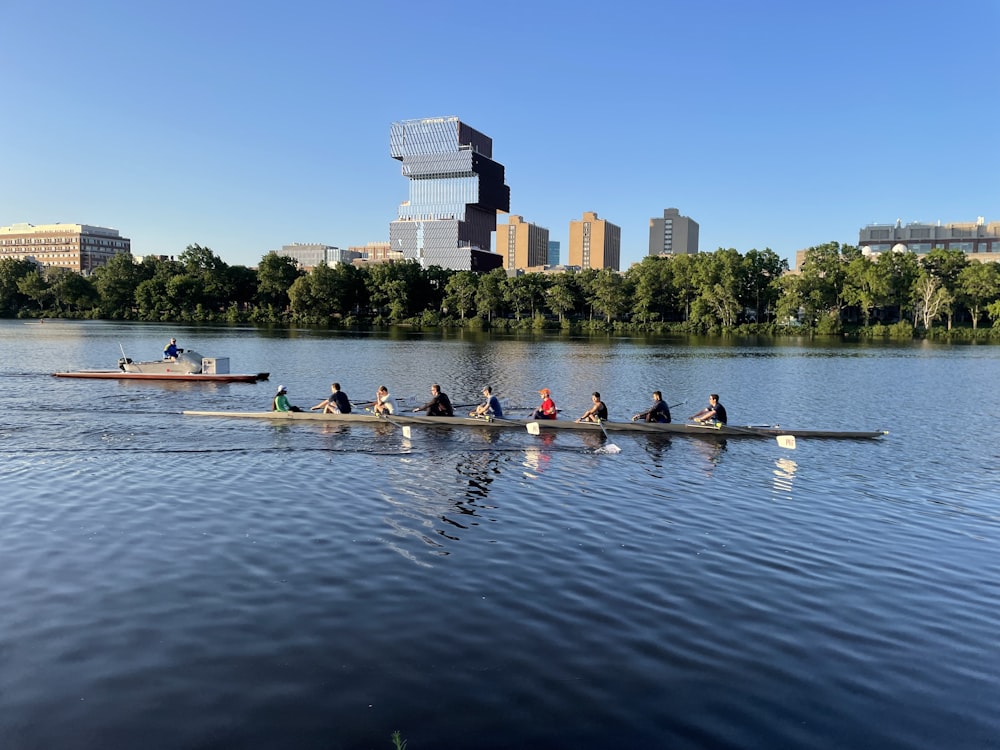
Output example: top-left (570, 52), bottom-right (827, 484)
top-left (1, 320), bottom-right (998, 749)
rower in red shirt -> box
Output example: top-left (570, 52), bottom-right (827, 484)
top-left (532, 388), bottom-right (557, 420)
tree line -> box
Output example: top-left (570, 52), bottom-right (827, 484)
top-left (2, 242), bottom-right (999, 338)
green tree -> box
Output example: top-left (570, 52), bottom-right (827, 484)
top-left (741, 248), bottom-right (787, 322)
top-left (288, 262), bottom-right (366, 321)
top-left (588, 269), bottom-right (629, 323)
top-left (226, 264), bottom-right (259, 312)
top-left (627, 256), bottom-right (673, 324)
top-left (17, 270), bottom-right (51, 311)
top-left (475, 268), bottom-right (506, 322)
top-left (546, 272), bottom-right (580, 322)
top-left (178, 244), bottom-right (231, 311)
top-left (47, 267), bottom-right (98, 313)
top-left (843, 254), bottom-right (890, 326)
top-left (443, 271), bottom-right (479, 320)
top-left (256, 252), bottom-right (302, 310)
top-left (167, 274), bottom-right (206, 315)
top-left (875, 249), bottom-right (920, 323)
top-left (366, 261), bottom-right (420, 322)
top-left (92, 252), bottom-right (147, 318)
top-left (912, 271), bottom-right (951, 330)
top-left (987, 299), bottom-right (1000, 327)
top-left (0, 257), bottom-right (39, 315)
top-left (956, 261), bottom-right (1000, 329)
top-left (135, 277), bottom-right (172, 320)
top-left (795, 242), bottom-right (856, 327)
top-left (773, 272), bottom-right (805, 325)
top-left (667, 254), bottom-right (700, 322)
top-left (921, 248), bottom-right (970, 328)
top-left (503, 273), bottom-right (547, 320)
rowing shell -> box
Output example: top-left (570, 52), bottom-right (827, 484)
top-left (181, 411), bottom-right (887, 440)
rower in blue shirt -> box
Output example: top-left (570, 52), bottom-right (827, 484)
top-left (470, 386), bottom-right (503, 419)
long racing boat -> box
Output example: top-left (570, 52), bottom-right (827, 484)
top-left (181, 410), bottom-right (887, 440)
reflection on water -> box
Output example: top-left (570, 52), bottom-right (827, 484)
top-left (772, 457), bottom-right (799, 495)
top-left (692, 438), bottom-right (727, 475)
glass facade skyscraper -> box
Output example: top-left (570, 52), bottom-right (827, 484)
top-left (389, 116), bottom-right (509, 271)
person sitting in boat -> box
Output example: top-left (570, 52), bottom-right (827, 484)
top-left (532, 388), bottom-right (557, 420)
top-left (163, 338), bottom-right (180, 359)
top-left (691, 394), bottom-right (727, 425)
top-left (272, 385), bottom-right (302, 412)
top-left (632, 391), bottom-right (671, 423)
top-left (414, 384), bottom-right (454, 416)
top-left (470, 386), bottom-right (504, 419)
top-left (372, 385), bottom-right (394, 415)
top-left (576, 392), bottom-right (608, 423)
top-left (311, 382), bottom-right (351, 414)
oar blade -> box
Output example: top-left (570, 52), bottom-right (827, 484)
top-left (526, 422), bottom-right (541, 435)
top-left (777, 434), bottom-right (797, 450)
top-left (402, 425), bottom-right (412, 440)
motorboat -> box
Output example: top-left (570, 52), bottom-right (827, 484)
top-left (53, 349), bottom-right (269, 383)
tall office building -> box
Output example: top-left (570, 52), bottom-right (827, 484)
top-left (648, 208), bottom-right (699, 256)
top-left (0, 222), bottom-right (131, 274)
top-left (389, 116), bottom-right (510, 271)
top-left (568, 212), bottom-right (621, 271)
top-left (496, 215), bottom-right (550, 271)
top-left (548, 240), bottom-right (560, 267)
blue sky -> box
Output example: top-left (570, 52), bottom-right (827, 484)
top-left (3, 0), bottom-right (997, 269)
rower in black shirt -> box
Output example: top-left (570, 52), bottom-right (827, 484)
top-left (414, 384), bottom-right (454, 416)
top-left (632, 391), bottom-right (671, 423)
top-left (691, 394), bottom-right (727, 425)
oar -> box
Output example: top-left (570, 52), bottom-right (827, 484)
top-left (596, 418), bottom-right (621, 453)
top-left (365, 408), bottom-right (412, 439)
top-left (596, 418), bottom-right (611, 440)
top-left (776, 435), bottom-right (797, 450)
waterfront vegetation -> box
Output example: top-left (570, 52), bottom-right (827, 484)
top-left (3, 242), bottom-right (1000, 340)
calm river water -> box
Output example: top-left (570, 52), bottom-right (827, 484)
top-left (1, 320), bottom-right (998, 750)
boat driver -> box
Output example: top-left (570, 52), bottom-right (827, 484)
top-left (163, 338), bottom-right (180, 359)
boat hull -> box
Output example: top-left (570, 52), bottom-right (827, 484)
top-left (181, 411), bottom-right (886, 439)
top-left (55, 371), bottom-right (268, 383)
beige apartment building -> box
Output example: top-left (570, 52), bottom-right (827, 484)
top-left (0, 222), bottom-right (131, 274)
top-left (568, 212), bottom-right (621, 271)
top-left (496, 215), bottom-right (550, 271)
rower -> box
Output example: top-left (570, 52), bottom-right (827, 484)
top-left (471, 386), bottom-right (504, 419)
top-left (413, 384), bottom-right (454, 416)
top-left (632, 391), bottom-right (671, 423)
top-left (691, 394), bottom-right (727, 424)
top-left (532, 388), bottom-right (557, 420)
top-left (576, 392), bottom-right (608, 423)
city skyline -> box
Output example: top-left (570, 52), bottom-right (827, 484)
top-left (2, 1), bottom-right (997, 271)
